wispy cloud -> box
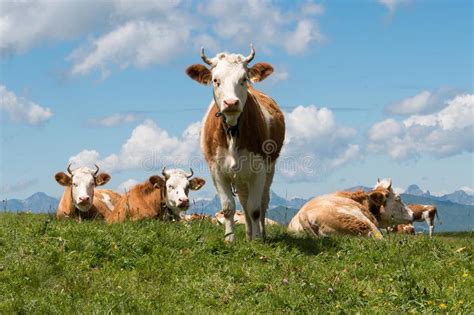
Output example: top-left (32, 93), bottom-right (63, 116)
top-left (87, 112), bottom-right (141, 127)
top-left (0, 85), bottom-right (53, 125)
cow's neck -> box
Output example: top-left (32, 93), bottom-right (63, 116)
top-left (338, 191), bottom-right (380, 225)
top-left (58, 186), bottom-right (75, 214)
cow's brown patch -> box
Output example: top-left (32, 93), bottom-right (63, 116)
top-left (202, 86), bottom-right (285, 163)
top-left (107, 180), bottom-right (164, 224)
top-left (408, 204), bottom-right (437, 222)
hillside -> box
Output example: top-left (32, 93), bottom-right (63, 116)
top-left (0, 213), bottom-right (472, 313)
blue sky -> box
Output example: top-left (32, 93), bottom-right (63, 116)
top-left (0, 0), bottom-right (473, 200)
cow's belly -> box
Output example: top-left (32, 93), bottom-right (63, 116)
top-left (214, 147), bottom-right (268, 182)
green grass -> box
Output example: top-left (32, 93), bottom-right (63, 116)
top-left (0, 213), bottom-right (472, 313)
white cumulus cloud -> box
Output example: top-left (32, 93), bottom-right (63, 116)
top-left (368, 94), bottom-right (474, 160)
top-left (70, 119), bottom-right (202, 173)
top-left (0, 85), bottom-right (53, 125)
top-left (281, 105), bottom-right (361, 180)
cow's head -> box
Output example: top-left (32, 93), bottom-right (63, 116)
top-left (149, 167), bottom-right (206, 215)
top-left (55, 164), bottom-right (111, 212)
top-left (186, 45), bottom-right (273, 126)
top-left (369, 178), bottom-right (414, 227)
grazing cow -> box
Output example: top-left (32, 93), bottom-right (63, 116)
top-left (288, 179), bottom-right (414, 239)
top-left (186, 45), bottom-right (285, 241)
top-left (107, 168), bottom-right (205, 223)
top-left (55, 164), bottom-right (120, 220)
top-left (388, 223), bottom-right (416, 235)
top-left (408, 204), bottom-right (439, 237)
top-left (215, 210), bottom-right (280, 226)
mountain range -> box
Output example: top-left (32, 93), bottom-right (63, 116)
top-left (3, 185), bottom-right (473, 232)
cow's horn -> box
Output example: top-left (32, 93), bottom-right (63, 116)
top-left (67, 163), bottom-right (73, 176)
top-left (200, 47), bottom-right (213, 66)
top-left (93, 164), bottom-right (100, 176)
top-left (243, 44), bottom-right (255, 64)
top-left (162, 167), bottom-right (170, 178)
top-left (186, 168), bottom-right (194, 179)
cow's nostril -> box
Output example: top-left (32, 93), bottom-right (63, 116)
top-left (224, 99), bottom-right (239, 107)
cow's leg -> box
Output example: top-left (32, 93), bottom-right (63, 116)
top-left (212, 170), bottom-right (236, 242)
top-left (246, 171), bottom-right (266, 240)
top-left (428, 217), bottom-right (434, 237)
top-left (236, 184), bottom-right (252, 239)
top-left (260, 163), bottom-right (275, 240)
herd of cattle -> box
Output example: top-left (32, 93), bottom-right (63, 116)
top-left (54, 46), bottom-right (439, 240)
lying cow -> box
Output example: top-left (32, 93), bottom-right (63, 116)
top-left (55, 164), bottom-right (121, 220)
top-left (388, 224), bottom-right (416, 235)
top-left (214, 210), bottom-right (280, 226)
top-left (107, 168), bottom-right (205, 223)
top-left (408, 204), bottom-right (439, 237)
top-left (288, 179), bottom-right (414, 239)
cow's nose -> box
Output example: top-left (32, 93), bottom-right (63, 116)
top-left (178, 198), bottom-right (189, 206)
top-left (223, 98), bottom-right (239, 108)
top-left (79, 196), bottom-right (90, 202)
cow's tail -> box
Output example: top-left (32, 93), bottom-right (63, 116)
top-left (435, 207), bottom-right (442, 225)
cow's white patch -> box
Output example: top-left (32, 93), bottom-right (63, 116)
top-left (101, 193), bottom-right (114, 211)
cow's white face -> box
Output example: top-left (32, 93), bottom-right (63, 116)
top-left (55, 166), bottom-right (111, 212)
top-left (186, 47), bottom-right (274, 127)
top-left (372, 178), bottom-right (414, 227)
top-left (150, 169), bottom-right (205, 215)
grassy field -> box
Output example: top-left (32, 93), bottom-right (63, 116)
top-left (0, 213), bottom-right (472, 313)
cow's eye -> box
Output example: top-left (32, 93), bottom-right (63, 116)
top-left (213, 78), bottom-right (220, 87)
top-left (73, 183), bottom-right (78, 187)
top-left (168, 185), bottom-right (174, 190)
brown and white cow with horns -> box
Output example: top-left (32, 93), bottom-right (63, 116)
top-left (186, 45), bottom-right (285, 241)
top-left (55, 164), bottom-right (121, 220)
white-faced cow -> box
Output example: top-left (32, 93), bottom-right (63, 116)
top-left (108, 168), bottom-right (205, 223)
top-left (186, 45), bottom-right (285, 241)
top-left (408, 204), bottom-right (439, 237)
top-left (55, 164), bottom-right (120, 220)
top-left (288, 179), bottom-right (414, 238)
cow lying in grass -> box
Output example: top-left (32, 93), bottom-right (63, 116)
top-left (214, 210), bottom-right (280, 226)
top-left (388, 223), bottom-right (416, 235)
top-left (55, 164), bottom-right (121, 220)
top-left (288, 179), bottom-right (414, 239)
top-left (107, 168), bottom-right (205, 223)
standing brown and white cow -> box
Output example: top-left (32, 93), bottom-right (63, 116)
top-left (186, 46), bottom-right (285, 241)
top-left (55, 164), bottom-right (121, 220)
top-left (408, 204), bottom-right (439, 237)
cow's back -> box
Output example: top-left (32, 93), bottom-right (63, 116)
top-left (289, 194), bottom-right (382, 238)
top-left (107, 182), bottom-right (163, 223)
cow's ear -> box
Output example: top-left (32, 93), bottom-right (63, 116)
top-left (186, 64), bottom-right (212, 84)
top-left (189, 177), bottom-right (206, 190)
top-left (55, 172), bottom-right (71, 186)
top-left (149, 175), bottom-right (165, 189)
top-left (248, 62), bottom-right (273, 82)
top-left (369, 191), bottom-right (386, 208)
top-left (95, 173), bottom-right (111, 186)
